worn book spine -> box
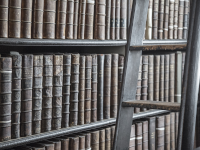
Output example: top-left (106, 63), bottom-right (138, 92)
top-left (0, 0), bottom-right (8, 38)
top-left (145, 0), bottom-right (153, 40)
top-left (97, 54), bottom-right (104, 121)
top-left (163, 0), bottom-right (169, 39)
top-left (136, 122), bottom-right (142, 150)
top-left (32, 55), bottom-right (43, 134)
top-left (62, 54), bottom-right (71, 128)
top-left (78, 0), bottom-right (86, 39)
top-left (129, 124), bottom-right (135, 150)
top-left (178, 0), bottom-right (184, 39)
top-left (0, 57), bottom-right (12, 142)
top-left (42, 54), bottom-right (53, 132)
top-left (170, 112), bottom-right (175, 150)
top-left (118, 55), bottom-right (124, 103)
top-left (106, 0), bottom-right (111, 39)
top-left (40, 141), bottom-right (55, 150)
top-left (32, 0), bottom-right (44, 39)
top-left (158, 0), bottom-right (164, 39)
top-left (99, 129), bottom-right (105, 150)
top-left (148, 55), bottom-right (154, 101)
top-left (56, 0), bottom-right (67, 39)
top-left (169, 0), bottom-right (174, 39)
top-left (73, 0), bottom-right (79, 39)
top-left (60, 137), bottom-right (69, 150)
top-left (115, 0), bottom-right (120, 40)
top-left (173, 0), bottom-right (179, 39)
top-left (91, 55), bottom-right (97, 122)
top-left (97, 0), bottom-right (106, 40)
top-left (84, 0), bottom-right (95, 39)
top-left (143, 121), bottom-right (148, 150)
top-left (175, 52), bottom-right (182, 103)
top-left (175, 112), bottom-right (179, 147)
top-left (141, 56), bottom-right (148, 105)
top-left (111, 125), bottom-right (115, 149)
top-left (164, 55), bottom-right (170, 102)
top-left (70, 54), bottom-right (79, 126)
top-left (148, 117), bottom-right (155, 150)
top-left (120, 0), bottom-right (127, 39)
top-left (110, 0), bottom-right (115, 39)
top-left (156, 115), bottom-right (165, 150)
top-left (9, 0), bottom-right (21, 38)
top-left (69, 136), bottom-right (79, 150)
top-left (11, 54), bottom-right (22, 139)
top-left (21, 0), bottom-right (32, 38)
top-left (85, 133), bottom-right (91, 150)
top-left (66, 0), bottom-right (74, 39)
top-left (165, 114), bottom-right (170, 150)
top-left (169, 53), bottom-right (175, 102)
top-left (183, 0), bottom-right (189, 39)
top-left (91, 130), bottom-right (99, 150)
top-left (153, 0), bottom-right (159, 39)
top-left (154, 55), bottom-right (160, 101)
top-left (78, 135), bottom-right (85, 150)
top-left (182, 52), bottom-right (185, 84)
top-left (48, 139), bottom-right (61, 150)
top-left (21, 54), bottom-right (33, 137)
top-left (160, 55), bottom-right (164, 102)
top-left (105, 127), bottom-right (111, 150)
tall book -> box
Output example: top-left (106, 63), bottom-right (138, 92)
top-left (91, 130), bottom-right (99, 149)
top-left (164, 55), bottom-right (170, 102)
top-left (169, 53), bottom-right (175, 102)
top-left (9, 0), bottom-right (21, 38)
top-left (118, 55), bottom-right (124, 103)
top-left (148, 117), bottom-right (156, 150)
top-left (0, 57), bottom-right (12, 141)
top-left (135, 122), bottom-right (142, 150)
top-left (163, 0), bottom-right (169, 39)
top-left (141, 55), bottom-right (148, 106)
top-left (129, 124), bottom-right (135, 150)
top-left (175, 52), bottom-right (182, 103)
top-left (115, 0), bottom-right (120, 40)
top-left (158, 0), bottom-right (164, 39)
top-left (145, 0), bottom-right (153, 40)
top-left (152, 0), bottom-right (159, 39)
top-left (78, 0), bottom-right (86, 39)
top-left (21, 54), bottom-right (33, 137)
top-left (120, 0), bottom-right (127, 39)
top-left (169, 0), bottom-right (174, 39)
top-left (73, 0), bottom-right (79, 39)
top-left (165, 114), bottom-right (170, 150)
top-left (173, 0), bottom-right (179, 39)
top-left (178, 0), bottom-right (184, 39)
top-left (160, 55), bottom-right (164, 101)
top-left (156, 115), bottom-right (165, 150)
top-left (183, 0), bottom-right (189, 39)
top-left (142, 121), bottom-right (149, 150)
top-left (154, 55), bottom-right (160, 101)
top-left (106, 0), bottom-right (111, 39)
top-left (99, 129), bottom-right (105, 149)
top-left (148, 55), bottom-right (154, 101)
top-left (66, 0), bottom-right (74, 39)
top-left (110, 0), bottom-right (116, 39)
top-left (105, 127), bottom-right (111, 150)
top-left (170, 112), bottom-right (175, 150)
top-left (0, 0), bottom-right (8, 38)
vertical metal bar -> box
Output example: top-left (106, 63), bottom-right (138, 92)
top-left (181, 0), bottom-right (200, 149)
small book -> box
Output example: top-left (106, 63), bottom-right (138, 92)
top-left (135, 122), bottom-right (142, 150)
top-left (165, 114), bottom-right (171, 150)
top-left (105, 127), bottom-right (111, 150)
top-left (110, 0), bottom-right (116, 39)
top-left (78, 0), bottom-right (86, 39)
top-left (156, 115), bottom-right (165, 150)
top-left (164, 54), bottom-right (170, 102)
top-left (154, 55), bottom-right (160, 101)
top-left (145, 0), bottom-right (153, 40)
top-left (160, 55), bottom-right (164, 101)
top-left (148, 55), bottom-right (154, 101)
top-left (129, 124), bottom-right (135, 150)
top-left (183, 0), bottom-right (189, 39)
top-left (115, 0), bottom-right (120, 40)
top-left (178, 0), bottom-right (184, 39)
top-left (163, 0), bottom-right (169, 39)
top-left (147, 117), bottom-right (156, 150)
top-left (173, 0), bottom-right (179, 39)
top-left (141, 55), bottom-right (148, 105)
top-left (158, 0), bottom-right (164, 39)
top-left (120, 0), bottom-right (127, 39)
top-left (66, 0), bottom-right (74, 39)
top-left (99, 129), bottom-right (105, 149)
top-left (0, 0), bottom-right (8, 38)
top-left (170, 112), bottom-right (176, 150)
top-left (169, 0), bottom-right (174, 39)
top-left (91, 130), bottom-right (99, 149)
top-left (175, 52), bottom-right (182, 103)
top-left (79, 135), bottom-right (85, 150)
top-left (169, 53), bottom-right (175, 102)
top-left (106, 0), bottom-right (111, 39)
top-left (152, 0), bottom-right (159, 39)
top-left (73, 0), bottom-right (79, 39)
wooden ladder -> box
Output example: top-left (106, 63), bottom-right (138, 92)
top-left (113, 0), bottom-right (200, 149)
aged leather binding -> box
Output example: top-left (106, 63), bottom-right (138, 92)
top-left (43, 0), bottom-right (56, 39)
top-left (0, 0), bottom-right (8, 38)
top-left (183, 0), bottom-right (189, 39)
top-left (118, 55), bottom-right (124, 103)
top-left (91, 130), bottom-right (99, 150)
top-left (110, 0), bottom-right (115, 39)
top-left (105, 127), bottom-right (111, 150)
top-left (142, 121), bottom-right (148, 150)
top-left (32, 55), bottom-right (43, 134)
top-left (78, 0), bottom-right (86, 39)
top-left (97, 54), bottom-right (104, 121)
top-left (170, 112), bottom-right (175, 150)
top-left (154, 55), bottom-right (160, 101)
top-left (70, 54), bottom-right (80, 126)
top-left (92, 54), bottom-right (97, 122)
top-left (152, 0), bottom-right (158, 39)
top-left (84, 132), bottom-right (91, 150)
top-left (136, 122), bottom-right (142, 150)
top-left (175, 52), bottom-right (182, 103)
top-left (148, 117), bottom-right (155, 150)
top-left (115, 0), bottom-right (120, 40)
top-left (49, 139), bottom-right (61, 150)
top-left (66, 0), bottom-right (74, 39)
top-left (21, 0), bottom-right (32, 38)
top-left (73, 0), bottom-right (79, 39)
top-left (40, 141), bottom-right (55, 150)
top-left (169, 0), bottom-right (174, 39)
top-left (21, 54), bottom-right (33, 137)
top-left (129, 124), bottom-right (135, 150)
top-left (9, 0), bottom-right (21, 38)
top-left (148, 55), bottom-right (154, 101)
top-left (56, 0), bottom-right (67, 39)
top-left (99, 129), bottom-right (105, 150)
top-left (163, 0), bottom-right (169, 39)
top-left (178, 0), bottom-right (184, 39)
top-left (165, 114), bottom-right (170, 150)
top-left (156, 115), bottom-right (165, 150)
top-left (173, 0), bottom-right (179, 39)
top-left (106, 0), bottom-right (111, 39)
top-left (145, 0), bottom-right (153, 40)
top-left (69, 136), bottom-right (79, 150)
top-left (164, 55), bottom-right (169, 102)
top-left (0, 57), bottom-right (12, 142)
top-left (79, 135), bottom-right (85, 150)
top-left (160, 55), bottom-right (164, 102)
top-left (120, 0), bottom-right (127, 39)
top-left (169, 53), bottom-right (175, 102)
top-left (111, 125), bottom-right (115, 149)
top-left (32, 0), bottom-right (44, 39)
top-left (60, 137), bottom-right (69, 150)
top-left (158, 0), bottom-right (164, 39)
top-left (175, 112), bottom-right (179, 147)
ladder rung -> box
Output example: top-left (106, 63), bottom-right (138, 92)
top-left (122, 100), bottom-right (180, 112)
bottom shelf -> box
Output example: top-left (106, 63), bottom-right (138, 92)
top-left (0, 109), bottom-right (169, 149)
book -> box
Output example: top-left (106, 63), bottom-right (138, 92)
top-left (0, 0), bottom-right (8, 38)
top-left (160, 55), bottom-right (164, 101)
top-left (175, 112), bottom-right (179, 147)
top-left (165, 114), bottom-right (170, 150)
top-left (69, 136), bottom-right (79, 150)
top-left (129, 124), bottom-right (135, 150)
top-left (169, 0), bottom-right (174, 39)
top-left (182, 52), bottom-right (185, 84)
top-left (135, 122), bottom-right (142, 150)
top-left (66, 0), bottom-right (74, 39)
top-left (99, 129), bottom-right (105, 149)
top-left (175, 52), bottom-right (182, 103)
top-left (170, 112), bottom-right (175, 150)
top-left (164, 55), bottom-right (170, 102)
top-left (106, 0), bottom-right (111, 39)
top-left (183, 0), bottom-right (189, 39)
top-left (141, 55), bottom-right (148, 106)
top-left (158, 0), bottom-right (164, 39)
top-left (39, 141), bottom-right (55, 149)
top-left (110, 0), bottom-right (116, 39)
top-left (148, 55), bottom-right (154, 101)
top-left (163, 0), bottom-right (169, 39)
top-left (105, 127), bottom-right (111, 150)
top-left (111, 125), bottom-right (116, 149)
top-left (156, 115), bottom-right (165, 150)
top-left (148, 117), bottom-right (155, 150)
top-left (115, 0), bottom-right (120, 40)
top-left (91, 130), bottom-right (99, 149)
top-left (142, 120), bottom-right (149, 150)
top-left (178, 0), bottom-right (184, 39)
top-left (85, 132), bottom-right (91, 150)
top-left (79, 135), bottom-right (85, 150)
top-left (154, 55), bottom-right (160, 101)
top-left (169, 53), bottom-right (175, 102)
top-left (60, 137), bottom-right (69, 150)
top-left (145, 0), bottom-right (153, 40)
top-left (78, 0), bottom-right (86, 39)
top-left (120, 0), bottom-right (127, 39)
top-left (152, 0), bottom-right (159, 39)
top-left (73, 0), bottom-right (79, 39)
top-left (48, 139), bottom-right (62, 150)
top-left (173, 0), bottom-right (179, 39)
top-left (118, 55), bottom-right (124, 103)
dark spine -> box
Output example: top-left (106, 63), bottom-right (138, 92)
top-left (183, 0), bottom-right (189, 39)
top-left (142, 121), bottom-right (148, 150)
top-left (170, 112), bottom-right (175, 150)
top-left (164, 55), bottom-right (170, 102)
top-left (141, 56), bottom-right (148, 106)
top-left (91, 130), bottom-right (99, 150)
top-left (156, 115), bottom-right (165, 150)
top-left (66, 0), bottom-right (74, 39)
top-left (169, 53), bottom-right (175, 102)
top-left (154, 55), bottom-right (160, 101)
top-left (73, 0), bottom-right (79, 39)
top-left (69, 136), bottom-right (79, 150)
top-left (169, 0), bottom-right (174, 39)
top-left (163, 0), bottom-right (169, 39)
top-left (153, 0), bottom-right (158, 39)
top-left (106, 0), bottom-right (111, 39)
top-left (110, 0), bottom-right (115, 39)
top-left (129, 124), bottom-right (135, 150)
top-left (173, 0), bottom-right (179, 39)
top-left (158, 0), bottom-right (164, 39)
top-left (111, 125), bottom-right (115, 150)
top-left (0, 0), bottom-right (8, 38)
top-left (165, 114), bottom-right (170, 150)
top-left (78, 0), bottom-right (86, 39)
top-left (178, 0), bottom-right (184, 39)
top-left (105, 127), bottom-right (111, 150)
top-left (160, 55), bottom-right (164, 102)
top-left (115, 0), bottom-right (120, 39)
top-left (148, 55), bottom-right (154, 101)
top-left (118, 55), bottom-right (124, 102)
top-left (120, 0), bottom-right (127, 39)
top-left (175, 52), bottom-right (182, 103)
top-left (148, 117), bottom-right (155, 150)
top-left (136, 122), bottom-right (142, 150)
top-left (99, 129), bottom-right (105, 150)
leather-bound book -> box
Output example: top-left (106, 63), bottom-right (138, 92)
top-left (104, 54), bottom-right (111, 119)
top-left (156, 115), bottom-right (165, 150)
top-left (92, 55), bottom-right (97, 122)
top-left (60, 137), bottom-right (69, 150)
top-left (56, 0), bottom-right (67, 39)
top-left (9, 0), bottom-right (21, 38)
top-left (105, 127), bottom-right (111, 150)
top-left (175, 52), bottom-right (182, 103)
top-left (52, 54), bottom-right (63, 130)
top-left (84, 0), bottom-right (95, 39)
top-left (183, 0), bottom-right (189, 39)
top-left (178, 0), bottom-right (184, 39)
top-left (129, 124), bottom-right (135, 150)
top-left (170, 113), bottom-right (175, 150)
top-left (120, 0), bottom-right (127, 39)
top-left (106, 0), bottom-right (111, 39)
top-left (169, 53), bottom-right (175, 102)
top-left (40, 141), bottom-right (55, 150)
top-left (49, 139), bottom-right (61, 150)
top-left (148, 55), bottom-right (154, 101)
top-left (164, 55), bottom-right (169, 102)
top-left (111, 125), bottom-right (115, 149)
top-left (73, 0), bottom-right (79, 39)
top-left (70, 54), bottom-right (80, 126)
top-left (160, 55), bottom-right (164, 102)
top-left (175, 112), bottom-right (179, 147)
top-left (21, 54), bottom-right (33, 137)
top-left (42, 54), bottom-right (53, 132)
top-left (79, 56), bottom-right (85, 125)
top-left (21, 0), bottom-right (32, 38)
top-left (173, 0), bottom-right (179, 39)
top-left (169, 0), bottom-right (174, 39)
top-left (99, 129), bottom-right (105, 150)
top-left (147, 117), bottom-right (155, 150)
top-left (182, 52), bottom-right (185, 84)
top-left (97, 54), bottom-right (104, 121)
top-left (142, 121), bottom-right (148, 150)
top-left (30, 144), bottom-right (45, 150)
top-left (0, 0), bottom-right (8, 38)
top-left (43, 0), bottom-right (56, 39)
top-left (91, 130), bottom-right (99, 150)
top-left (158, 0), bottom-right (164, 39)
top-left (32, 55), bottom-right (43, 134)
top-left (154, 55), bottom-right (160, 101)
top-left (165, 114), bottom-right (170, 150)
top-left (66, 0), bottom-right (74, 39)
top-left (152, 0), bottom-right (158, 39)
top-left (79, 135), bottom-right (85, 150)
top-left (84, 132), bottom-right (91, 150)
top-left (110, 0), bottom-right (115, 39)
top-left (145, 0), bottom-right (153, 40)
top-left (62, 54), bottom-right (71, 128)
top-left (69, 136), bottom-right (79, 150)
top-left (111, 54), bottom-right (118, 117)
top-left (32, 0), bottom-right (44, 39)
top-left (78, 0), bottom-right (86, 39)
top-left (135, 122), bottom-right (142, 150)
top-left (115, 0), bottom-right (120, 40)
top-left (85, 55), bottom-right (92, 124)
top-left (118, 55), bottom-right (124, 102)
top-left (10, 53), bottom-right (22, 139)
top-left (0, 57), bottom-right (12, 142)
top-left (163, 0), bottom-right (169, 39)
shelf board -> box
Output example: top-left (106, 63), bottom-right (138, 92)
top-left (0, 109), bottom-right (169, 149)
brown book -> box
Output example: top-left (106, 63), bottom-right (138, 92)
top-left (92, 55), bottom-right (97, 122)
top-left (154, 55), bottom-right (160, 101)
top-left (105, 127), bottom-right (111, 150)
top-left (173, 0), bottom-right (179, 39)
top-left (73, 0), bottom-right (79, 39)
top-left (170, 112), bottom-right (175, 150)
top-left (169, 53), bottom-right (175, 102)
top-left (110, 0), bottom-right (115, 39)
top-left (142, 121), bottom-right (148, 150)
top-left (175, 112), bottom-right (179, 147)
top-left (21, 0), bottom-right (32, 38)
top-left (43, 0), bottom-right (56, 39)
top-left (156, 115), bottom-right (165, 150)
top-left (21, 54), bottom-right (33, 137)
top-left (178, 0), bottom-right (184, 39)
top-left (129, 124), bottom-right (135, 150)
top-left (49, 139), bottom-right (61, 150)
top-left (66, 0), bottom-right (74, 39)
top-left (165, 114), bottom-right (170, 150)
top-left (79, 135), bottom-right (85, 150)
top-left (169, 0), bottom-right (174, 39)
top-left (183, 0), bottom-right (189, 39)
top-left (164, 54), bottom-right (169, 102)
top-left (78, 0), bottom-right (86, 39)
top-left (39, 141), bottom-right (55, 150)
top-left (158, 0), bottom-right (164, 39)
top-left (148, 55), bottom-right (154, 101)
top-left (56, 0), bottom-right (67, 39)
top-left (160, 55), bottom-right (164, 102)
top-left (147, 117), bottom-right (155, 150)
top-left (91, 130), bottom-right (99, 150)
top-left (9, 0), bottom-right (21, 38)
top-left (99, 129), bottom-right (106, 150)
top-left (85, 133), bottom-right (91, 150)
top-left (106, 0), bottom-right (111, 39)
top-left (115, 0), bottom-right (120, 40)
top-left (135, 122), bottom-right (142, 150)
top-left (0, 0), bottom-right (8, 38)
top-left (141, 56), bottom-right (148, 104)
top-left (120, 0), bottom-right (127, 39)
top-left (163, 0), bottom-right (169, 39)
top-left (152, 0), bottom-right (159, 39)
top-left (69, 136), bottom-right (79, 150)
top-left (145, 0), bottom-right (153, 40)
top-left (94, 0), bottom-right (98, 39)
top-left (118, 55), bottom-right (124, 102)
top-left (32, 0), bottom-right (44, 39)
top-left (111, 125), bottom-right (115, 149)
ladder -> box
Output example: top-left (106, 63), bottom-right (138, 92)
top-left (113, 0), bottom-right (200, 149)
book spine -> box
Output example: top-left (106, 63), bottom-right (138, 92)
top-left (148, 55), bottom-right (154, 101)
top-left (136, 122), bottom-right (142, 150)
top-left (0, 0), bottom-right (8, 38)
top-left (143, 121), bottom-right (148, 150)
top-left (97, 54), bottom-right (104, 121)
top-left (21, 54), bottom-right (33, 137)
top-left (62, 54), bottom-right (71, 128)
top-left (169, 53), bottom-right (175, 102)
top-left (21, 0), bottom-right (32, 38)
top-left (0, 57), bottom-right (12, 142)
top-left (118, 55), bottom-right (124, 103)
top-left (85, 133), bottom-right (91, 149)
top-left (111, 125), bottom-right (116, 150)
top-left (94, 0), bottom-right (98, 39)
top-left (91, 55), bottom-right (97, 122)
top-left (173, 0), bottom-right (179, 39)
top-left (97, 0), bottom-right (106, 40)
top-left (69, 136), bottom-right (79, 150)
top-left (106, 0), bottom-right (111, 39)
top-left (78, 56), bottom-right (85, 125)
top-left (175, 52), bottom-right (182, 103)
top-left (66, 0), bottom-right (74, 39)
top-left (183, 0), bottom-right (189, 39)
top-left (40, 141), bottom-right (55, 149)
top-left (32, 55), bottom-right (43, 134)
top-left (9, 0), bottom-right (21, 38)
top-left (69, 54), bottom-right (79, 126)
top-left (85, 55), bottom-right (92, 124)
top-left (170, 112), bottom-right (175, 150)
top-left (11, 54), bottom-right (22, 139)
top-left (78, 0), bottom-right (86, 39)
top-left (163, 0), bottom-right (169, 39)
top-left (99, 129), bottom-right (105, 150)
top-left (169, 0), bottom-right (174, 39)
top-left (158, 0), bottom-right (164, 39)
top-left (73, 0), bottom-right (79, 39)
top-left (110, 0), bottom-right (115, 39)
top-left (164, 55), bottom-right (170, 102)
top-left (84, 0), bottom-right (95, 39)
top-left (91, 131), bottom-right (99, 149)
top-left (32, 0), bottom-right (44, 39)
top-left (178, 0), bottom-right (184, 39)
top-left (148, 117), bottom-right (155, 150)
top-left (115, 0), bottom-right (120, 40)
top-left (111, 54), bottom-right (118, 118)
top-left (104, 54), bottom-right (111, 119)
top-left (42, 54), bottom-right (53, 132)
top-left (48, 139), bottom-right (61, 150)
top-left (154, 55), bottom-right (160, 101)
top-left (153, 0), bottom-right (159, 39)
top-left (182, 52), bottom-right (185, 84)
top-left (56, 0), bottom-right (67, 39)
top-left (120, 0), bottom-right (127, 39)
top-left (160, 55), bottom-right (164, 102)
top-left (175, 112), bottom-right (179, 147)
top-left (79, 135), bottom-right (85, 150)
top-left (60, 138), bottom-right (69, 150)
top-left (165, 114), bottom-right (171, 150)
top-left (129, 124), bottom-right (135, 150)
top-left (141, 55), bottom-right (148, 103)
top-left (105, 127), bottom-right (111, 150)
top-left (156, 115), bottom-right (165, 150)
top-left (145, 0), bottom-right (153, 40)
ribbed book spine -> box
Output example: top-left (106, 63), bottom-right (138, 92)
top-left (97, 0), bottom-right (106, 40)
top-left (78, 0), bottom-right (86, 39)
top-left (85, 133), bottom-right (91, 150)
top-left (173, 0), bottom-right (179, 39)
top-left (164, 55), bottom-right (170, 102)
top-left (178, 0), bottom-right (184, 39)
top-left (175, 52), bottom-right (182, 103)
top-left (66, 0), bottom-right (74, 39)
top-left (143, 121), bottom-right (148, 150)
top-left (154, 55), bottom-right (160, 101)
top-left (148, 55), bottom-right (154, 101)
top-left (73, 0), bottom-right (79, 39)
top-left (169, 0), bottom-right (174, 39)
top-left (79, 135), bottom-right (85, 150)
top-left (141, 55), bottom-right (148, 104)
top-left (120, 0), bottom-right (127, 39)
top-left (145, 0), bottom-right (153, 40)
top-left (165, 114), bottom-right (170, 150)
top-left (163, 0), bottom-right (169, 39)
top-left (91, 130), bottom-right (99, 149)
top-left (110, 0), bottom-right (115, 39)
top-left (160, 55), bottom-right (164, 102)
top-left (152, 0), bottom-right (158, 39)
top-left (170, 112), bottom-right (175, 150)
top-left (99, 129), bottom-right (105, 150)
top-left (129, 124), bottom-right (135, 150)
top-left (158, 0), bottom-right (164, 39)
top-left (115, 0), bottom-right (120, 40)
top-left (148, 117), bottom-right (155, 150)
top-left (156, 115), bottom-right (165, 150)
top-left (136, 122), bottom-right (142, 150)
top-left (118, 55), bottom-right (124, 103)
top-left (0, 0), bottom-right (8, 38)
top-left (69, 136), bottom-right (79, 150)
top-left (106, 0), bottom-right (111, 39)
top-left (169, 53), bottom-right (175, 102)
top-left (105, 127), bottom-right (111, 150)
top-left (183, 0), bottom-right (189, 39)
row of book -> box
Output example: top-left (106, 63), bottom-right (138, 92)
top-left (0, 0), bottom-right (127, 40)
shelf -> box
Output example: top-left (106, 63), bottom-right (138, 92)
top-left (0, 109), bottom-right (169, 149)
